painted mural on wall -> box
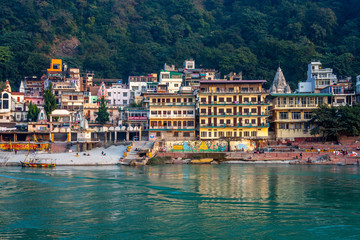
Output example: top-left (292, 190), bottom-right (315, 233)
top-left (164, 140), bottom-right (259, 152)
top-left (166, 140), bottom-right (227, 152)
top-left (229, 140), bottom-right (258, 152)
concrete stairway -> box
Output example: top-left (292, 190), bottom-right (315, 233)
top-left (120, 141), bottom-right (153, 166)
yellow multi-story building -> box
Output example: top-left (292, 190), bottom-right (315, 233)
top-left (144, 91), bottom-right (196, 141)
top-left (271, 93), bottom-right (331, 141)
top-left (199, 80), bottom-right (270, 140)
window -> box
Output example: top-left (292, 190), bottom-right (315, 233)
top-left (244, 131), bottom-right (249, 137)
top-left (108, 93), bottom-right (111, 96)
top-left (226, 132), bottom-right (232, 137)
top-left (244, 98), bottom-right (249, 103)
top-left (201, 120), bottom-right (205, 124)
top-left (226, 119), bottom-right (231, 124)
top-left (123, 100), bottom-right (128, 105)
top-left (156, 132), bottom-right (161, 137)
top-left (187, 121), bottom-right (194, 126)
top-left (226, 98), bottom-right (232, 102)
top-left (295, 123), bottom-right (302, 129)
top-left (251, 97), bottom-right (256, 102)
top-left (183, 132), bottom-right (190, 137)
top-left (208, 132), bottom-right (212, 137)
top-left (219, 97), bottom-right (224, 102)
top-left (123, 92), bottom-right (127, 97)
top-left (279, 112), bottom-right (288, 119)
top-left (251, 119), bottom-right (256, 124)
top-left (219, 132), bottom-right (224, 138)
top-left (152, 99), bottom-right (156, 103)
top-left (292, 112), bottom-right (301, 119)
top-left (151, 111), bottom-right (157, 115)
top-left (226, 109), bottom-right (232, 113)
top-left (220, 119), bottom-right (224, 124)
top-left (279, 123), bottom-right (288, 129)
top-left (201, 132), bottom-right (207, 137)
top-left (251, 108), bottom-right (256, 113)
top-left (201, 109), bottom-right (206, 113)
top-left (187, 110), bottom-right (194, 115)
top-left (201, 98), bottom-right (206, 102)
top-left (251, 131), bottom-right (257, 136)
top-left (304, 112), bottom-right (312, 119)
top-left (189, 98), bottom-right (193, 102)
top-left (174, 132), bottom-right (179, 137)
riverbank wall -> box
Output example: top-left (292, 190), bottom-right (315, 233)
top-left (154, 151), bottom-right (360, 165)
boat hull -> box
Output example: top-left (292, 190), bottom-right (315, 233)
top-left (20, 162), bottom-right (55, 168)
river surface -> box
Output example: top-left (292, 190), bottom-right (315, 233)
top-left (0, 165), bottom-right (360, 239)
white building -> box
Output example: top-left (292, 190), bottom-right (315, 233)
top-left (159, 70), bottom-right (183, 93)
top-left (306, 61), bottom-right (337, 92)
top-left (107, 83), bottom-right (131, 106)
top-left (356, 75), bottom-right (360, 95)
top-left (128, 74), bottom-right (157, 100)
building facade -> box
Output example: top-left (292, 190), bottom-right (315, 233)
top-left (107, 83), bottom-right (131, 106)
top-left (144, 92), bottom-right (196, 141)
top-left (271, 93), bottom-right (331, 141)
top-left (159, 71), bottom-right (183, 93)
top-left (305, 61), bottom-right (338, 92)
top-left (199, 80), bottom-right (270, 140)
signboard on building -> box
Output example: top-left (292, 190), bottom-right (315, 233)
top-left (129, 116), bottom-right (147, 120)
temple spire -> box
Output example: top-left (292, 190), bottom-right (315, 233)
top-left (270, 67), bottom-right (291, 94)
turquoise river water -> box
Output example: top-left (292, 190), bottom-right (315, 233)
top-left (0, 165), bottom-right (360, 239)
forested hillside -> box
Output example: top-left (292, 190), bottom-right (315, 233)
top-left (1, 0), bottom-right (360, 89)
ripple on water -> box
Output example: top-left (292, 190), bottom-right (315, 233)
top-left (0, 165), bottom-right (360, 239)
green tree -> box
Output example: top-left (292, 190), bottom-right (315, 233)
top-left (43, 83), bottom-right (57, 117)
top-left (310, 104), bottom-right (360, 142)
top-left (27, 102), bottom-right (40, 122)
top-left (96, 97), bottom-right (109, 124)
top-left (0, 81), bottom-right (6, 92)
top-left (0, 46), bottom-right (13, 63)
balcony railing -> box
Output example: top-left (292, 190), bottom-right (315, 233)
top-left (201, 89), bottom-right (269, 94)
top-left (149, 102), bottom-right (195, 106)
top-left (150, 126), bottom-right (195, 130)
top-left (200, 112), bottom-right (269, 117)
top-left (200, 101), bottom-right (270, 105)
top-left (150, 114), bottom-right (195, 118)
top-left (200, 123), bottom-right (269, 128)
top-left (274, 104), bottom-right (320, 108)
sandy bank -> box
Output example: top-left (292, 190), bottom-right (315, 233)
top-left (1, 145), bottom-right (129, 166)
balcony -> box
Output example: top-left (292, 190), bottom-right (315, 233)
top-left (201, 89), bottom-right (268, 94)
top-left (200, 101), bottom-right (270, 106)
top-left (150, 114), bottom-right (195, 118)
top-left (150, 126), bottom-right (195, 131)
top-left (199, 112), bottom-right (269, 117)
top-left (149, 102), bottom-right (195, 106)
top-left (200, 123), bottom-right (269, 128)
top-left (273, 103), bottom-right (321, 109)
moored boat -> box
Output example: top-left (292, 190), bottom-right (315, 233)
top-left (20, 158), bottom-right (55, 168)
